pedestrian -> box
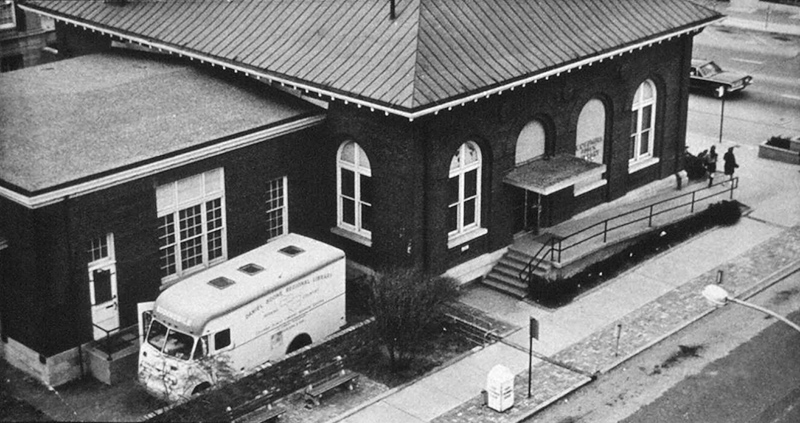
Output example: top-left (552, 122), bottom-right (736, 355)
top-left (723, 147), bottom-right (739, 185)
top-left (705, 145), bottom-right (718, 187)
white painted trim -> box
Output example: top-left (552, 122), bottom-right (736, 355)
top-left (19, 4), bottom-right (722, 120)
top-left (330, 226), bottom-right (373, 247)
top-left (628, 156), bottom-right (661, 174)
top-left (447, 227), bottom-right (488, 250)
top-left (0, 115), bottom-right (325, 209)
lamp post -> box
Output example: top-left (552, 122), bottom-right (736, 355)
top-left (702, 285), bottom-right (800, 333)
top-left (716, 86), bottom-right (726, 144)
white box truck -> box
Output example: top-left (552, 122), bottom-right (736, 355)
top-left (137, 234), bottom-right (346, 402)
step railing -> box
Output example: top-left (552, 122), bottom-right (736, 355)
top-left (519, 177), bottom-right (738, 287)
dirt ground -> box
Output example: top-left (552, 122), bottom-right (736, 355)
top-left (529, 274), bottom-right (800, 423)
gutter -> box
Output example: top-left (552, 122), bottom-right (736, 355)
top-left (19, 5), bottom-right (724, 121)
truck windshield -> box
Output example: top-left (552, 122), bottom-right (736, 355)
top-left (146, 320), bottom-right (197, 360)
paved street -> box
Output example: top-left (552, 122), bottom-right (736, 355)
top-left (529, 271), bottom-right (800, 423)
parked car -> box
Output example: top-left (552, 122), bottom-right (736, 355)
top-left (689, 59), bottom-right (753, 98)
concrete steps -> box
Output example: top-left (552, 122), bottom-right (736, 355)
top-left (482, 248), bottom-right (551, 299)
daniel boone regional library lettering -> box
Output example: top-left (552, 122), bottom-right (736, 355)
top-left (0, 0), bottom-right (722, 386)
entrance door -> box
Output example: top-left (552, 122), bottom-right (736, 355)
top-left (88, 234), bottom-right (119, 340)
top-left (512, 189), bottom-right (541, 235)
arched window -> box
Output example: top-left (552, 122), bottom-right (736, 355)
top-left (448, 142), bottom-right (482, 238)
top-left (630, 80), bottom-right (656, 166)
top-left (516, 121), bottom-right (546, 165)
top-left (574, 99), bottom-right (607, 195)
top-left (337, 141), bottom-right (372, 239)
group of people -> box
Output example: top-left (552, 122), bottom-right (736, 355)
top-left (698, 145), bottom-right (739, 187)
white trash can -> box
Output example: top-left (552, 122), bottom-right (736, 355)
top-left (486, 364), bottom-right (514, 412)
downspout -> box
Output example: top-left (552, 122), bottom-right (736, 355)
top-left (420, 123), bottom-right (430, 275)
top-left (62, 195), bottom-right (83, 378)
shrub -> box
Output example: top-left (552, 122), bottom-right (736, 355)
top-left (705, 200), bottom-right (741, 226)
top-left (766, 135), bottom-right (792, 150)
top-left (367, 268), bottom-right (460, 371)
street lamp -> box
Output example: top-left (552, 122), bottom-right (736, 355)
top-left (702, 285), bottom-right (800, 333)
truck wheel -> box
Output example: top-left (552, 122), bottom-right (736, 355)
top-left (192, 382), bottom-right (211, 395)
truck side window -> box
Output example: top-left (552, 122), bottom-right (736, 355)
top-left (214, 329), bottom-right (231, 350)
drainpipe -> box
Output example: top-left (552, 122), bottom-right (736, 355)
top-left (62, 195), bottom-right (83, 378)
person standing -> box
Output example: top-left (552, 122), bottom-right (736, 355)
top-left (705, 145), bottom-right (718, 187)
top-left (723, 147), bottom-right (739, 184)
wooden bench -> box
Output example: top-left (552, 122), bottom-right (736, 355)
top-left (226, 389), bottom-right (286, 423)
top-left (303, 355), bottom-right (359, 406)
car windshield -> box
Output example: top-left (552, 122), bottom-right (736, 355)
top-left (699, 62), bottom-right (722, 77)
top-left (146, 320), bottom-right (197, 360)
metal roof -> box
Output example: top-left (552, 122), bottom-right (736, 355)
top-left (21, 0), bottom-right (722, 118)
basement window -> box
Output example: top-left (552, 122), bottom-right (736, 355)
top-left (208, 276), bottom-right (235, 290)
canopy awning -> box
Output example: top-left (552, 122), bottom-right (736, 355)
top-left (504, 154), bottom-right (606, 195)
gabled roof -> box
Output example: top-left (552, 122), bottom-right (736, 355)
top-left (0, 51), bottom-right (321, 206)
top-left (21, 0), bottom-right (721, 118)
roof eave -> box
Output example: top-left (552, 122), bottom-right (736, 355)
top-left (20, 4), bottom-right (723, 121)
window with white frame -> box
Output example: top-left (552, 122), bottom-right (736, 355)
top-left (447, 142), bottom-right (482, 238)
top-left (337, 141), bottom-right (372, 239)
top-left (157, 168), bottom-right (226, 281)
top-left (629, 80), bottom-right (656, 165)
top-left (265, 176), bottom-right (288, 241)
top-left (88, 233), bottom-right (114, 264)
top-left (0, 0), bottom-right (16, 31)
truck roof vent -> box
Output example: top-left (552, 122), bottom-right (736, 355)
top-left (208, 276), bottom-right (236, 290)
top-left (278, 245), bottom-right (304, 257)
top-left (238, 263), bottom-right (264, 275)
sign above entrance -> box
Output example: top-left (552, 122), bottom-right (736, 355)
top-left (503, 154), bottom-right (606, 195)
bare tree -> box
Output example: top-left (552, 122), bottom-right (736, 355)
top-left (367, 268), bottom-right (459, 371)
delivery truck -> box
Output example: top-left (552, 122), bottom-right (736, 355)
top-left (137, 234), bottom-right (346, 402)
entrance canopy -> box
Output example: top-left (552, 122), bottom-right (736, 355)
top-left (504, 154), bottom-right (606, 195)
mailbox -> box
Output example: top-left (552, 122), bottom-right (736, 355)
top-left (486, 364), bottom-right (514, 412)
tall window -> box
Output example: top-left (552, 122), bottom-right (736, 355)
top-left (629, 80), bottom-right (656, 165)
top-left (575, 99), bottom-right (607, 195)
top-left (157, 168), bottom-right (226, 281)
top-left (265, 177), bottom-right (288, 241)
top-left (448, 142), bottom-right (482, 238)
top-left (337, 141), bottom-right (372, 239)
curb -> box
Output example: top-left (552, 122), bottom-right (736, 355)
top-left (513, 377), bottom-right (594, 423)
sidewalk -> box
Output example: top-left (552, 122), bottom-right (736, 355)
top-left (715, 1), bottom-right (800, 37)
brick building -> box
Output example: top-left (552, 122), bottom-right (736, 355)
top-left (3, 0), bottom-right (721, 384)
top-left (1, 0), bottom-right (56, 72)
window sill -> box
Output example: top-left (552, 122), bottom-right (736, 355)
top-left (447, 227), bottom-right (488, 250)
top-left (574, 179), bottom-right (608, 196)
top-left (331, 226), bottom-right (372, 247)
top-left (628, 156), bottom-right (660, 174)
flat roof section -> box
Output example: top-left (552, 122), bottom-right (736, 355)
top-left (0, 50), bottom-right (320, 195)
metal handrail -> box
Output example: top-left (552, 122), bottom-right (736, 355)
top-left (520, 177), bottom-right (738, 286)
top-left (92, 324), bottom-right (120, 361)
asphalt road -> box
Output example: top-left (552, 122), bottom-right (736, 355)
top-left (528, 271), bottom-right (800, 423)
top-left (688, 26), bottom-right (800, 148)
top-left (622, 304), bottom-right (800, 423)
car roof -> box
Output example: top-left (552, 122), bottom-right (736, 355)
top-left (691, 59), bottom-right (712, 67)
